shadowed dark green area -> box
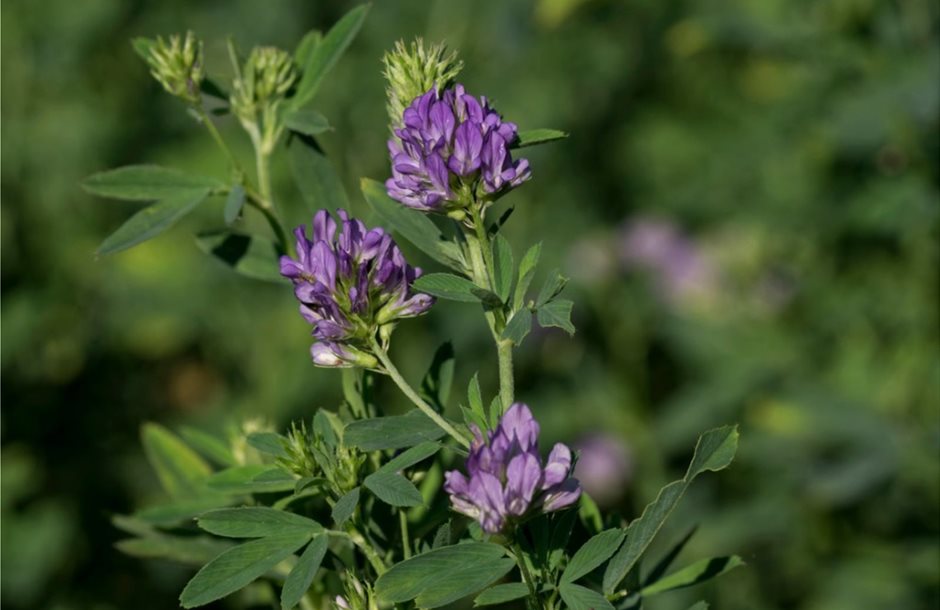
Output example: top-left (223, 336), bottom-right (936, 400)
top-left (1, 0), bottom-right (937, 609)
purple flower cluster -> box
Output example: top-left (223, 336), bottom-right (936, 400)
top-left (279, 209), bottom-right (434, 367)
top-left (386, 84), bottom-right (531, 212)
top-left (444, 403), bottom-right (581, 534)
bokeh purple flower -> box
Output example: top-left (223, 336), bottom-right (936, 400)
top-left (386, 84), bottom-right (531, 212)
top-left (444, 403), bottom-right (581, 534)
top-left (573, 434), bottom-right (632, 507)
top-left (618, 216), bottom-right (717, 304)
top-left (280, 209), bottom-right (434, 367)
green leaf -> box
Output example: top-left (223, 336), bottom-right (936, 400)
top-left (420, 342), bottom-right (455, 410)
top-left (246, 432), bottom-right (288, 458)
top-left (83, 165), bottom-right (224, 201)
top-left (641, 556), bottom-right (744, 596)
top-left (363, 471), bottom-right (423, 507)
top-left (293, 30), bottom-right (321, 66)
top-left (467, 373), bottom-right (486, 425)
top-left (284, 109), bottom-right (331, 136)
top-left (331, 487), bottom-right (360, 526)
top-left (685, 425), bottom-right (739, 478)
top-left (281, 536), bottom-right (329, 610)
top-left (195, 231), bottom-right (285, 283)
top-left (502, 309), bottom-right (533, 345)
top-left (97, 188), bottom-right (210, 255)
top-left (474, 582), bottom-right (531, 606)
top-left (198, 507), bottom-right (323, 538)
top-left (140, 423), bottom-right (212, 499)
top-left (492, 234), bottom-right (514, 303)
top-left (290, 4), bottom-right (370, 109)
top-left (412, 273), bottom-right (481, 302)
top-left (512, 129), bottom-right (568, 149)
top-left (207, 465), bottom-right (296, 494)
top-left (513, 242), bottom-right (542, 310)
top-left (375, 543), bottom-right (513, 608)
top-left (179, 427), bottom-right (237, 468)
top-left (135, 498), bottom-right (232, 527)
top-left (223, 185), bottom-right (245, 224)
top-left (361, 178), bottom-right (464, 270)
top-left (179, 533), bottom-right (311, 608)
top-left (431, 521), bottom-right (451, 549)
top-left (562, 529), bottom-right (627, 584)
top-left (313, 410), bottom-right (340, 448)
top-left (602, 426), bottom-right (739, 594)
top-left (116, 533), bottom-right (233, 566)
top-left (687, 602), bottom-right (709, 610)
top-left (643, 526), bottom-right (698, 587)
top-left (558, 583), bottom-right (614, 610)
top-left (288, 136), bottom-right (348, 218)
top-left (376, 441), bottom-right (441, 475)
top-left (536, 269), bottom-right (569, 307)
top-left (343, 410), bottom-right (446, 451)
top-left (536, 299), bottom-right (575, 335)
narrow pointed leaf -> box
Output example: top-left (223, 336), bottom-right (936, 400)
top-left (289, 137), bottom-right (348, 215)
top-left (224, 185), bottom-right (245, 224)
top-left (420, 342), bottom-right (455, 410)
top-left (364, 471), bottom-right (423, 507)
top-left (474, 582), bottom-right (531, 606)
top-left (512, 129), bottom-right (568, 149)
top-left (331, 487), bottom-right (360, 526)
top-left (246, 432), bottom-right (288, 457)
top-left (502, 309), bottom-right (533, 345)
top-left (513, 242), bottom-right (542, 310)
top-left (536, 269), bottom-right (569, 307)
top-left (492, 234), bottom-right (514, 303)
top-left (281, 536), bottom-right (329, 610)
top-left (343, 410), bottom-right (446, 450)
top-left (179, 533), bottom-right (310, 608)
top-left (284, 109), bottom-right (331, 136)
top-left (140, 423), bottom-right (212, 499)
top-left (641, 555), bottom-right (744, 596)
top-left (197, 507), bottom-right (323, 538)
top-left (293, 30), bottom-right (321, 66)
top-left (116, 533), bottom-right (233, 566)
top-left (562, 529), bottom-right (626, 584)
top-left (412, 273), bottom-right (481, 302)
top-left (207, 465), bottom-right (296, 494)
top-left (558, 583), bottom-right (614, 610)
top-left (97, 188), bottom-right (209, 255)
top-left (603, 426), bottom-right (738, 594)
top-left (291, 4), bottom-right (369, 109)
top-left (179, 427), bottom-right (237, 467)
top-left (83, 165), bottom-right (223, 200)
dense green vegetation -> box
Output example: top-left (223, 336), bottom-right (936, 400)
top-left (2, 0), bottom-right (937, 609)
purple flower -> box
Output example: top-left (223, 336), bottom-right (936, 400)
top-left (386, 84), bottom-right (531, 212)
top-left (618, 216), bottom-right (717, 305)
top-left (573, 434), bottom-right (632, 507)
top-left (444, 403), bottom-right (581, 534)
top-left (280, 209), bottom-right (434, 367)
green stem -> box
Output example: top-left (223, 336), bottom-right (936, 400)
top-left (399, 510), bottom-right (412, 560)
top-left (511, 542), bottom-right (539, 610)
top-left (465, 208), bottom-right (515, 412)
top-left (371, 339), bottom-right (471, 447)
top-left (328, 529), bottom-right (387, 575)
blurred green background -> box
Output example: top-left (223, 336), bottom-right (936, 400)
top-left (2, 0), bottom-right (938, 608)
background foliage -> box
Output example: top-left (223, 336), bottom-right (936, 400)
top-left (2, 0), bottom-right (937, 608)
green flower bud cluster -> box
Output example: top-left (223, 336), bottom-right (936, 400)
top-left (231, 46), bottom-right (296, 121)
top-left (141, 32), bottom-right (204, 104)
top-left (335, 575), bottom-right (378, 610)
top-left (275, 415), bottom-right (364, 495)
top-left (382, 38), bottom-right (463, 128)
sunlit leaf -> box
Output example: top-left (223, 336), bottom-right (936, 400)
top-left (83, 165), bottom-right (223, 201)
top-left (512, 129), bottom-right (568, 149)
top-left (97, 189), bottom-right (210, 255)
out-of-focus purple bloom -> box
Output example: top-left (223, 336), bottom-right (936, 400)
top-left (618, 217), bottom-right (717, 304)
top-left (280, 209), bottom-right (434, 367)
top-left (386, 84), bottom-right (531, 212)
top-left (444, 403), bottom-right (581, 534)
top-left (573, 434), bottom-right (632, 507)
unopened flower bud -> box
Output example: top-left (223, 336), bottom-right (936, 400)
top-left (382, 38), bottom-right (463, 129)
top-left (141, 32), bottom-right (204, 104)
top-left (231, 46), bottom-right (296, 123)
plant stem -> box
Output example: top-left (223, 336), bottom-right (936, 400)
top-left (511, 542), bottom-right (539, 610)
top-left (371, 339), bottom-right (471, 447)
top-left (465, 208), bottom-right (515, 412)
top-left (399, 510), bottom-right (412, 559)
top-left (328, 528), bottom-right (387, 575)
